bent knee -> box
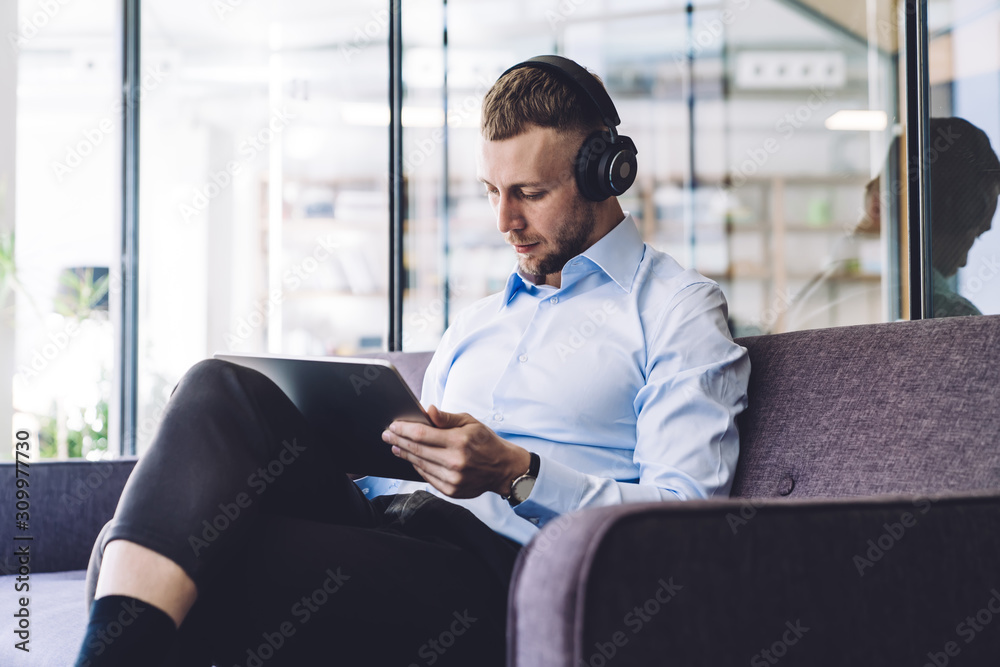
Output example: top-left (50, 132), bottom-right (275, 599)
top-left (181, 357), bottom-right (256, 388)
top-left (187, 357), bottom-right (239, 377)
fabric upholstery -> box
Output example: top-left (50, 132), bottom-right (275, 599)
top-left (509, 494), bottom-right (1000, 666)
top-left (0, 570), bottom-right (89, 666)
top-left (731, 315), bottom-right (1000, 498)
top-left (508, 315), bottom-right (1000, 666)
top-left (0, 458), bottom-right (137, 574)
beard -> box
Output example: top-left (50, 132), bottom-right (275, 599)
top-left (513, 197), bottom-right (598, 279)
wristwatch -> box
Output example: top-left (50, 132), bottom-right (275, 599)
top-left (502, 452), bottom-right (540, 507)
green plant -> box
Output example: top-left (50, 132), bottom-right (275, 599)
top-left (38, 394), bottom-right (109, 459)
top-left (55, 267), bottom-right (110, 320)
top-left (0, 228), bottom-right (42, 322)
top-left (0, 229), bottom-right (18, 316)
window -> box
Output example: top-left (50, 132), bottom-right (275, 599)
top-left (403, 0), bottom-right (905, 346)
top-left (136, 1), bottom-right (390, 454)
top-left (5, 0), bottom-right (119, 461)
top-left (2, 0), bottom-right (984, 460)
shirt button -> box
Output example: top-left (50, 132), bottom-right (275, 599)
top-left (494, 413), bottom-right (503, 422)
top-left (529, 517), bottom-right (540, 525)
top-left (518, 354), bottom-right (528, 363)
top-left (550, 296), bottom-right (559, 305)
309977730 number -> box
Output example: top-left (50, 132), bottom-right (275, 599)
top-left (12, 429), bottom-right (33, 654)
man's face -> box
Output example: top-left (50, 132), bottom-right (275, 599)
top-left (477, 125), bottom-right (598, 284)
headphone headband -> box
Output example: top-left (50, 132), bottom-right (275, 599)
top-left (500, 55), bottom-right (621, 135)
top-left (497, 55), bottom-right (637, 201)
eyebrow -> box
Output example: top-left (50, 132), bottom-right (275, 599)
top-left (477, 177), bottom-right (548, 189)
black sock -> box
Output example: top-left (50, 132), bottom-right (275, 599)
top-left (74, 594), bottom-right (177, 667)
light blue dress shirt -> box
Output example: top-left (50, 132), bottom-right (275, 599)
top-left (356, 213), bottom-right (750, 545)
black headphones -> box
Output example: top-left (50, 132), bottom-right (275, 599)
top-left (499, 55), bottom-right (638, 202)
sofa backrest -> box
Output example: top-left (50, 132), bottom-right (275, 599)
top-left (371, 319), bottom-right (1000, 503)
top-left (731, 315), bottom-right (1000, 499)
top-left (0, 457), bottom-right (138, 574)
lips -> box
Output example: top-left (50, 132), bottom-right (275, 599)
top-left (513, 243), bottom-right (538, 254)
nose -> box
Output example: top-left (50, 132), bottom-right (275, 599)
top-left (495, 192), bottom-right (525, 235)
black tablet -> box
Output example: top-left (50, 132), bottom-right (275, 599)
top-left (213, 352), bottom-right (429, 481)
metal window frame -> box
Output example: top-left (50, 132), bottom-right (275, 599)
top-left (905, 0), bottom-right (933, 319)
top-left (119, 0), bottom-right (140, 456)
top-left (388, 0), bottom-right (404, 351)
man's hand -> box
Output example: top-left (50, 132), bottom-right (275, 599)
top-left (382, 406), bottom-right (531, 499)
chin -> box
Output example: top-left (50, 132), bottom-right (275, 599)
top-left (938, 264), bottom-right (959, 278)
top-left (517, 257), bottom-right (543, 275)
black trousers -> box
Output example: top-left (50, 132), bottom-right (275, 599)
top-left (85, 358), bottom-right (522, 666)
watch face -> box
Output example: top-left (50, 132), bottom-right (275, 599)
top-left (512, 476), bottom-right (536, 503)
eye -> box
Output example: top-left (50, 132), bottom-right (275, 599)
top-left (521, 191), bottom-right (545, 201)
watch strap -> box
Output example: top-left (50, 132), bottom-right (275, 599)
top-left (526, 451), bottom-right (540, 477)
top-left (502, 451), bottom-right (539, 500)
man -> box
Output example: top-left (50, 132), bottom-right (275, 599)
top-left (367, 55), bottom-right (750, 544)
top-left (75, 56), bottom-right (748, 666)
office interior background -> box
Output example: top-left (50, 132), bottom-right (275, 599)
top-left (0, 0), bottom-right (996, 460)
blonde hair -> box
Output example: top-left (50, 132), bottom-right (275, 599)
top-left (481, 64), bottom-right (605, 141)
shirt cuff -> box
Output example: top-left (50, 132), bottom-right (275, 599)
top-left (511, 454), bottom-right (587, 525)
top-left (352, 476), bottom-right (402, 500)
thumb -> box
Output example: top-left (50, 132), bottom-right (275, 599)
top-left (427, 405), bottom-right (463, 428)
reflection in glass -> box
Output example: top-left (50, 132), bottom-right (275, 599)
top-left (928, 0), bottom-right (1000, 316)
top-left (927, 117), bottom-right (1000, 317)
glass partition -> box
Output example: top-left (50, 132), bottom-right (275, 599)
top-left (402, 0), bottom-right (905, 349)
top-left (6, 0), bottom-right (977, 458)
top-left (137, 0), bottom-right (390, 453)
top-left (926, 0), bottom-right (1000, 317)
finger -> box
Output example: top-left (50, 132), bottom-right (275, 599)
top-left (383, 429), bottom-right (426, 459)
top-left (384, 429), bottom-right (451, 468)
top-left (427, 404), bottom-right (445, 427)
top-left (386, 421), bottom-right (447, 448)
top-left (403, 457), bottom-right (437, 487)
top-left (414, 466), bottom-right (458, 497)
top-left (390, 440), bottom-right (460, 487)
top-left (393, 440), bottom-right (463, 478)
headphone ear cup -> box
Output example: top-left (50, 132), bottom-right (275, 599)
top-left (575, 129), bottom-right (614, 202)
top-left (604, 134), bottom-right (637, 196)
top-left (575, 130), bottom-right (638, 201)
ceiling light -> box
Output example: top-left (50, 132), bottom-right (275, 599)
top-left (340, 103), bottom-right (447, 128)
top-left (825, 110), bottom-right (888, 131)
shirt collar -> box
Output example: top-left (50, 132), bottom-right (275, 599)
top-left (498, 212), bottom-right (645, 310)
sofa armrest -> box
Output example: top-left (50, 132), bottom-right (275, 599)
top-left (507, 493), bottom-right (1000, 666)
top-left (0, 458), bottom-right (137, 574)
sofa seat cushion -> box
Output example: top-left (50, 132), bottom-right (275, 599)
top-left (1, 570), bottom-right (88, 665)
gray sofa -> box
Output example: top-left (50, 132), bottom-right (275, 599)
top-left (3, 315), bottom-right (999, 665)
